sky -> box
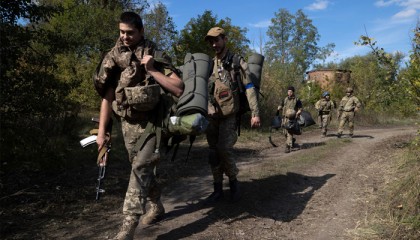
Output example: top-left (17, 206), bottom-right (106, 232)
top-left (160, 0), bottom-right (419, 65)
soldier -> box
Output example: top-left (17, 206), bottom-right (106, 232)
top-left (337, 87), bottom-right (361, 138)
top-left (205, 27), bottom-right (261, 204)
top-left (315, 91), bottom-right (336, 137)
top-left (94, 12), bottom-right (184, 240)
top-left (277, 86), bottom-right (303, 153)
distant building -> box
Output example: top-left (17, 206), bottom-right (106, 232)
top-left (306, 69), bottom-right (351, 90)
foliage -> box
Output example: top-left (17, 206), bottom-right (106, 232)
top-left (265, 9), bottom-right (334, 76)
top-left (399, 22), bottom-right (420, 108)
top-left (143, 2), bottom-right (178, 59)
top-left (262, 8), bottom-right (334, 107)
top-left (174, 10), bottom-right (250, 66)
top-left (347, 27), bottom-right (418, 116)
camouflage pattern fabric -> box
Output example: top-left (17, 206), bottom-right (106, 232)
top-left (338, 111), bottom-right (356, 135)
top-left (206, 115), bottom-right (239, 183)
top-left (339, 95), bottom-right (361, 112)
top-left (95, 39), bottom-right (175, 220)
top-left (315, 98), bottom-right (335, 135)
top-left (121, 119), bottom-right (161, 218)
top-left (208, 52), bottom-right (260, 118)
top-left (279, 96), bottom-right (303, 147)
top-left (338, 95), bottom-right (361, 135)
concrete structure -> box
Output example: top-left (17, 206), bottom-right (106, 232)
top-left (306, 69), bottom-right (351, 90)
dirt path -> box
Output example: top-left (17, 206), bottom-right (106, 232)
top-left (2, 126), bottom-right (417, 240)
top-left (134, 126), bottom-right (416, 240)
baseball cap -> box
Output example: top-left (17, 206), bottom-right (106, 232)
top-left (205, 27), bottom-right (225, 41)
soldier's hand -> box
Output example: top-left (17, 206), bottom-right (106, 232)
top-left (141, 55), bottom-right (156, 72)
top-left (251, 116), bottom-right (261, 128)
top-left (96, 134), bottom-right (107, 152)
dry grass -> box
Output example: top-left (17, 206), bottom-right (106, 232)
top-left (351, 137), bottom-right (420, 240)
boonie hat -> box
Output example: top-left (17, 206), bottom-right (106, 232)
top-left (205, 27), bottom-right (225, 41)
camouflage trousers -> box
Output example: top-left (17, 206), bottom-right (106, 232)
top-left (120, 119), bottom-right (161, 219)
top-left (206, 115), bottom-right (239, 183)
top-left (319, 114), bottom-right (331, 135)
top-left (282, 118), bottom-right (295, 147)
top-left (338, 111), bottom-right (355, 135)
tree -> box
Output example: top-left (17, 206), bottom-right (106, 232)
top-left (266, 9), bottom-right (334, 71)
top-left (264, 8), bottom-right (334, 86)
top-left (174, 10), bottom-right (250, 65)
top-left (143, 2), bottom-right (178, 59)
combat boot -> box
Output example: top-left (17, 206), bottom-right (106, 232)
top-left (205, 182), bottom-right (224, 204)
top-left (292, 138), bottom-right (296, 148)
top-left (229, 179), bottom-right (242, 203)
top-left (284, 145), bottom-right (291, 153)
top-left (115, 217), bottom-right (139, 240)
top-left (141, 199), bottom-right (165, 225)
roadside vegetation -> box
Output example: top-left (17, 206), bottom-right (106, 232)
top-left (1, 1), bottom-right (419, 239)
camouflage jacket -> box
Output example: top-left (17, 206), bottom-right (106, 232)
top-left (279, 96), bottom-right (303, 116)
top-left (339, 95), bottom-right (361, 112)
top-left (209, 50), bottom-right (260, 118)
top-left (315, 98), bottom-right (335, 114)
top-left (94, 38), bottom-right (174, 119)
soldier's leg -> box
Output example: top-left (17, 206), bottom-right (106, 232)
top-left (318, 115), bottom-right (322, 128)
top-left (116, 120), bottom-right (147, 239)
top-left (205, 118), bottom-right (224, 203)
top-left (348, 112), bottom-right (355, 136)
top-left (321, 115), bottom-right (328, 137)
top-left (337, 114), bottom-right (347, 137)
top-left (285, 131), bottom-right (293, 152)
top-left (217, 116), bottom-right (240, 202)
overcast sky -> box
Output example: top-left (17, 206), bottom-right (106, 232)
top-left (163, 0), bottom-right (419, 64)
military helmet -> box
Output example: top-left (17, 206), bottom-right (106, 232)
top-left (285, 109), bottom-right (296, 119)
top-left (346, 87), bottom-right (353, 93)
top-left (322, 91), bottom-right (330, 97)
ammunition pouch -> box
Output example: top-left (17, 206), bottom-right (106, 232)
top-left (124, 84), bottom-right (161, 111)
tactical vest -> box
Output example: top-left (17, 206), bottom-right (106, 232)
top-left (208, 51), bottom-right (242, 117)
top-left (282, 96), bottom-right (301, 116)
top-left (317, 99), bottom-right (333, 112)
top-left (94, 39), bottom-right (163, 121)
top-left (339, 96), bottom-right (359, 112)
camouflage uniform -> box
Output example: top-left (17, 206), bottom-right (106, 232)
top-left (279, 95), bottom-right (303, 148)
top-left (207, 50), bottom-right (260, 199)
top-left (337, 93), bottom-right (361, 137)
top-left (95, 38), bottom-right (174, 221)
top-left (315, 98), bottom-right (335, 136)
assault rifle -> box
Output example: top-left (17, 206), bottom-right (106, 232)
top-left (80, 117), bottom-right (113, 201)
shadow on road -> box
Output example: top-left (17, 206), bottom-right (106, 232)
top-left (147, 172), bottom-right (335, 240)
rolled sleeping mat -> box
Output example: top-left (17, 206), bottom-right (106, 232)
top-left (176, 53), bottom-right (212, 116)
top-left (247, 53), bottom-right (265, 89)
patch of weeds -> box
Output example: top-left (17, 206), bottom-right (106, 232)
top-left (357, 139), bottom-right (419, 239)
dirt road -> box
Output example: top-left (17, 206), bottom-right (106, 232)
top-left (2, 126), bottom-right (417, 239)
